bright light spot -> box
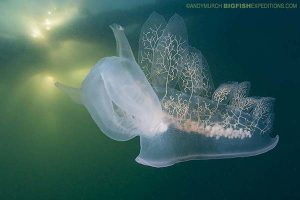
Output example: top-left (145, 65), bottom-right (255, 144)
top-left (31, 28), bottom-right (43, 39)
top-left (27, 5), bottom-right (79, 40)
top-left (44, 18), bottom-right (52, 31)
top-left (28, 74), bottom-right (58, 99)
top-left (45, 76), bottom-right (55, 86)
top-left (45, 18), bottom-right (51, 26)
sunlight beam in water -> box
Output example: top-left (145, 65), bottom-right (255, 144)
top-left (27, 74), bottom-right (57, 99)
top-left (31, 27), bottom-right (43, 39)
top-left (28, 5), bottom-right (78, 41)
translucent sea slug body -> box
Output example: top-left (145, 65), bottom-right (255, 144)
top-left (56, 12), bottom-right (278, 168)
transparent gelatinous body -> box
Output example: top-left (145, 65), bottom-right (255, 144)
top-left (56, 12), bottom-right (278, 168)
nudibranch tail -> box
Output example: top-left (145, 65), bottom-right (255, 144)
top-left (137, 128), bottom-right (279, 168)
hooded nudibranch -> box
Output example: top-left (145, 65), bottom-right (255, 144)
top-left (56, 12), bottom-right (278, 168)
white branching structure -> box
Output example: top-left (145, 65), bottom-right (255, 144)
top-left (152, 32), bottom-right (187, 99)
top-left (212, 83), bottom-right (235, 104)
top-left (138, 13), bottom-right (275, 140)
top-left (139, 21), bottom-right (166, 81)
top-left (162, 93), bottom-right (189, 123)
top-left (179, 48), bottom-right (214, 100)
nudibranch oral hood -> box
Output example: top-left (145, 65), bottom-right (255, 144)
top-left (56, 12), bottom-right (278, 168)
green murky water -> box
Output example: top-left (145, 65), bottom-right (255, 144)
top-left (0, 1), bottom-right (299, 199)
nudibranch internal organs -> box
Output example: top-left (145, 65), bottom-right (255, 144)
top-left (56, 12), bottom-right (278, 168)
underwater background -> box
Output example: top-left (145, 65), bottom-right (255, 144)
top-left (0, 0), bottom-right (299, 199)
